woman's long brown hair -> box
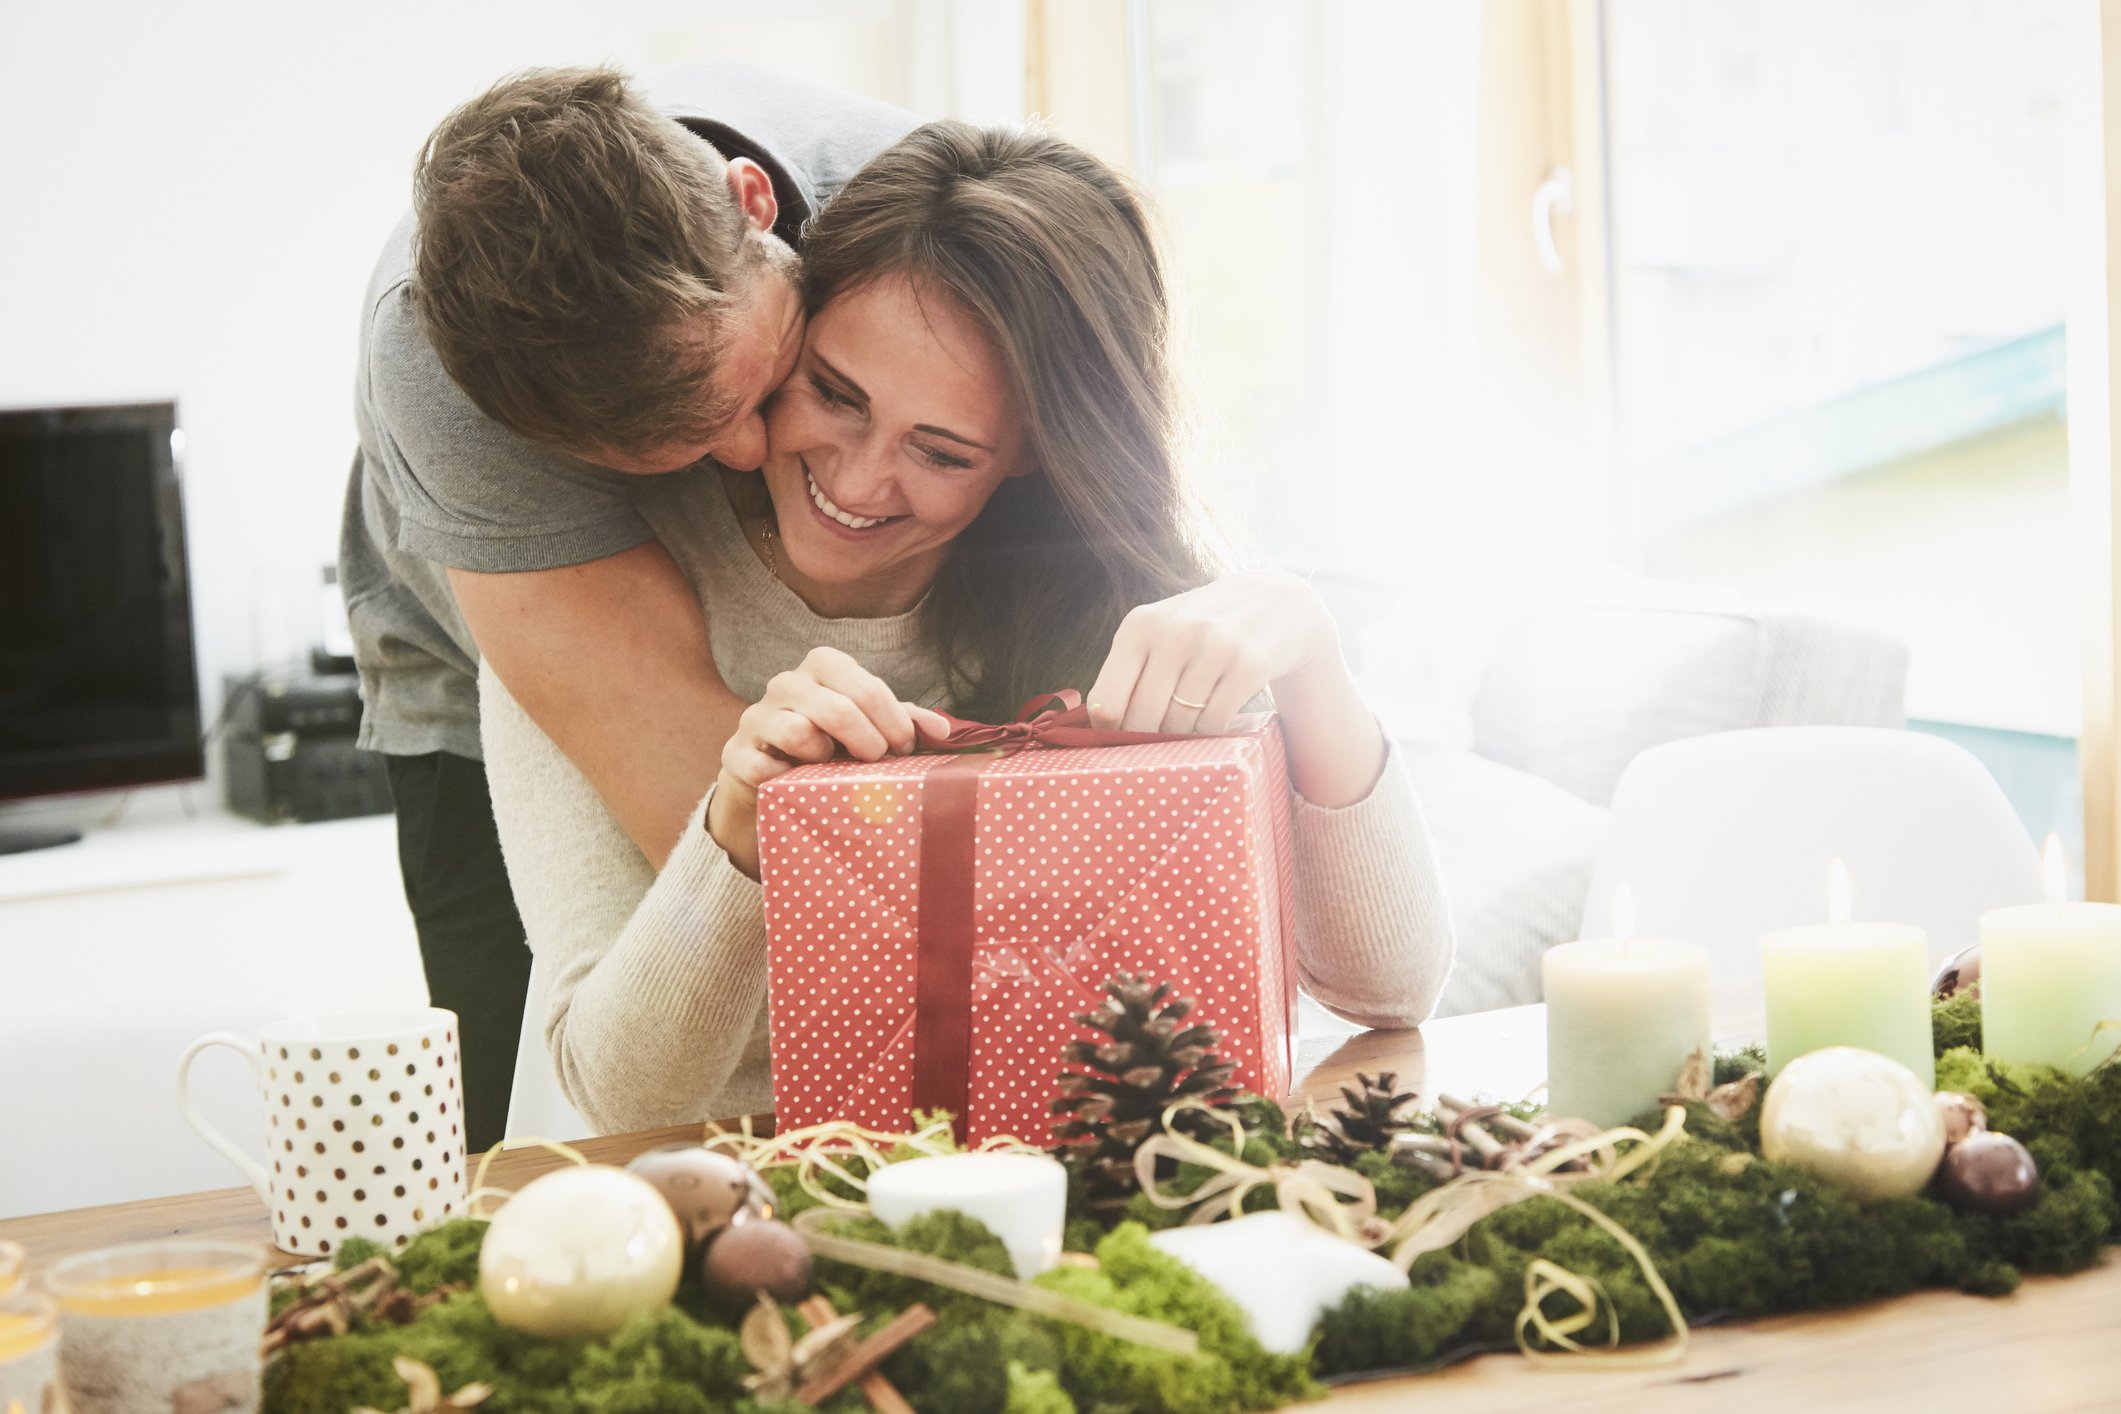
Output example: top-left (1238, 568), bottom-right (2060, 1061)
top-left (796, 121), bottom-right (1222, 721)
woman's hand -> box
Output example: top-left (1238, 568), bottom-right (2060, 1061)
top-left (1087, 569), bottom-right (1386, 807)
top-left (1086, 569), bottom-right (1341, 734)
top-left (708, 647), bottom-right (950, 878)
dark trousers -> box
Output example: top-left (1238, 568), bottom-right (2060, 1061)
top-left (383, 751), bottom-right (530, 1154)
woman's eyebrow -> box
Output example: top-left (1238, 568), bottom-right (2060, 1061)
top-left (810, 353), bottom-right (869, 405)
top-left (812, 351), bottom-right (993, 451)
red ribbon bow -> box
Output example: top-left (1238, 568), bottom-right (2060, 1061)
top-left (910, 689), bottom-right (1194, 754)
top-left (901, 692), bottom-right (1204, 1138)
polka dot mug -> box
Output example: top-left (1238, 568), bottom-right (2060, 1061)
top-left (177, 1008), bottom-right (469, 1258)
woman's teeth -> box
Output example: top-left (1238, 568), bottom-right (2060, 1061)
top-left (807, 469), bottom-right (894, 530)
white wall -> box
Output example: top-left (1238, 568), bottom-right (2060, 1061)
top-left (0, 0), bottom-right (1021, 742)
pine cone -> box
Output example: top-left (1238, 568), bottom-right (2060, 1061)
top-left (1051, 975), bottom-right (1237, 1211)
top-left (1303, 1071), bottom-right (1420, 1166)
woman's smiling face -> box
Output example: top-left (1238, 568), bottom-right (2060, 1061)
top-left (757, 272), bottom-right (1028, 615)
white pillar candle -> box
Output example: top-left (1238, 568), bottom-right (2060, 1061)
top-left (865, 1153), bottom-right (1067, 1280)
top-left (1981, 902), bottom-right (2121, 1075)
top-left (1544, 938), bottom-right (1711, 1129)
top-left (1760, 921), bottom-right (1934, 1086)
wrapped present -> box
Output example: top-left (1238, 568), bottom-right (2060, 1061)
top-left (757, 695), bottom-right (1296, 1145)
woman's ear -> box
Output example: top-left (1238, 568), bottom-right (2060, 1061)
top-left (1005, 459), bottom-right (1037, 479)
top-left (724, 157), bottom-right (780, 235)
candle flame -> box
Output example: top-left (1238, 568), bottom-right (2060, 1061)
top-left (2044, 834), bottom-right (2068, 902)
top-left (1828, 859), bottom-right (1853, 926)
top-left (1613, 883), bottom-right (1636, 941)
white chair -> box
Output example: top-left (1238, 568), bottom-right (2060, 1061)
top-left (1368, 579), bottom-right (1912, 1017)
top-left (0, 997), bottom-right (281, 1219)
top-left (505, 957), bottom-right (594, 1142)
top-left (1583, 727), bottom-right (2045, 978)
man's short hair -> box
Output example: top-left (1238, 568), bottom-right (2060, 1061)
top-left (410, 66), bottom-right (762, 457)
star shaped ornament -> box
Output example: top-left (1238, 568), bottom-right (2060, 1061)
top-left (1149, 1210), bottom-right (1409, 1354)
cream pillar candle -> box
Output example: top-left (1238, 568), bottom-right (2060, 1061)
top-left (1980, 902), bottom-right (2121, 1075)
top-left (1760, 862), bottom-right (1935, 1087)
top-left (865, 1153), bottom-right (1067, 1280)
top-left (1544, 937), bottom-right (1711, 1129)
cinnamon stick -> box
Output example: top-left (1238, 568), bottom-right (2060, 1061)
top-left (795, 1304), bottom-right (936, 1409)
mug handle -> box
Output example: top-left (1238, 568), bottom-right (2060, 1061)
top-left (176, 1032), bottom-right (271, 1202)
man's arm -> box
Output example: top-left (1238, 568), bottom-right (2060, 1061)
top-left (451, 540), bottom-right (746, 868)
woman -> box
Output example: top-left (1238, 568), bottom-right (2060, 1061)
top-left (483, 122), bottom-right (1452, 1134)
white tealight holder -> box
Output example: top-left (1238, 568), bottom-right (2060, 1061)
top-left (865, 1152), bottom-right (1068, 1279)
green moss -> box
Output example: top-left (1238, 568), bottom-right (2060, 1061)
top-left (1713, 1046), bottom-right (1768, 1085)
top-left (267, 1032), bottom-right (2121, 1411)
top-left (264, 1292), bottom-right (760, 1414)
top-left (1003, 1361), bottom-right (1076, 1414)
top-left (1061, 1216), bottom-right (1107, 1254)
top-left (1310, 1257), bottom-right (1499, 1376)
top-left (1952, 1150), bottom-right (2115, 1277)
top-left (1352, 1148), bottom-right (1437, 1217)
top-left (766, 1158), bottom-right (868, 1222)
top-left (805, 1211), bottom-right (1058, 1414)
top-left (1932, 991), bottom-right (1983, 1055)
top-left (394, 1218), bottom-right (489, 1293)
top-left (1933, 1045), bottom-right (2121, 1196)
top-left (1034, 1224), bottom-right (1317, 1414)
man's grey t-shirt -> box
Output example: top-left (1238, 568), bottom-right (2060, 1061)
top-left (339, 62), bottom-right (917, 760)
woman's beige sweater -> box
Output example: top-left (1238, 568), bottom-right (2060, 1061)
top-left (481, 469), bottom-right (1456, 1134)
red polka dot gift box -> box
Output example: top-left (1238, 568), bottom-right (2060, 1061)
top-left (756, 701), bottom-right (1297, 1146)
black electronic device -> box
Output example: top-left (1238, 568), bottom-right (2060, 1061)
top-left (0, 401), bottom-right (202, 851)
top-left (222, 670), bottom-right (391, 824)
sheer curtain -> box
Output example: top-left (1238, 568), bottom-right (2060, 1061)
top-left (1304, 1), bottom-right (1610, 743)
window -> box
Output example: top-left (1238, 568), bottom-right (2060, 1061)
top-left (1610, 0), bottom-right (2080, 883)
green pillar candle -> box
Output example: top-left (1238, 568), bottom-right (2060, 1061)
top-left (1761, 922), bottom-right (1934, 1087)
top-left (1980, 902), bottom-right (2121, 1075)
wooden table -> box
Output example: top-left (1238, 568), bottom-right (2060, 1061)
top-left (7, 986), bottom-right (2114, 1410)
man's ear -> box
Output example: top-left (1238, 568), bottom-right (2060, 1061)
top-left (725, 157), bottom-right (779, 235)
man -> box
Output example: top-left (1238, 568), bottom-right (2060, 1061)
top-left (339, 64), bottom-right (915, 1148)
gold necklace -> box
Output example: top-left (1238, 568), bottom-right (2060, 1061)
top-left (758, 517), bottom-right (780, 583)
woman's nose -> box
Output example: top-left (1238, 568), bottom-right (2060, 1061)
top-left (710, 411), bottom-right (769, 472)
top-left (830, 437), bottom-right (898, 510)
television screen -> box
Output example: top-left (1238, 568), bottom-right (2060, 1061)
top-left (0, 402), bottom-right (203, 801)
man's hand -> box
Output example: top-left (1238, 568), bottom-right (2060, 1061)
top-left (451, 541), bottom-right (746, 867)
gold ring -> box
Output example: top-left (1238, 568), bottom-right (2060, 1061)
top-left (1171, 694), bottom-right (1208, 711)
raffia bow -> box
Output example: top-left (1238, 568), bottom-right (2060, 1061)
top-left (1381, 1104), bottom-right (1693, 1367)
top-left (1133, 1101), bottom-right (1388, 1243)
top-left (1132, 1099), bottom-right (1693, 1368)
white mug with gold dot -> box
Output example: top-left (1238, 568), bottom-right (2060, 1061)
top-left (177, 1008), bottom-right (468, 1257)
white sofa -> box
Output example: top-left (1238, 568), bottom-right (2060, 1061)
top-left (1356, 582), bottom-right (1909, 1017)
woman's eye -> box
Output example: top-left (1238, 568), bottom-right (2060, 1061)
top-left (918, 446), bottom-right (973, 471)
top-left (809, 374), bottom-right (857, 411)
